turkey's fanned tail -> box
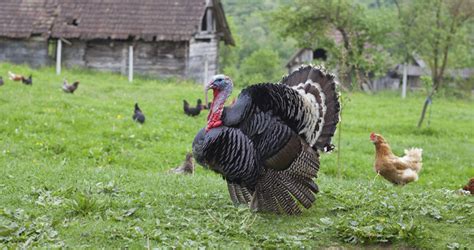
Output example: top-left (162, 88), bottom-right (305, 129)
top-left (281, 65), bottom-right (340, 152)
top-left (227, 182), bottom-right (252, 205)
top-left (250, 142), bottom-right (320, 215)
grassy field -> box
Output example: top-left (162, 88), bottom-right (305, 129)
top-left (0, 63), bottom-right (473, 248)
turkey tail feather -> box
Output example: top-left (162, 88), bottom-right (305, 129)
top-left (227, 182), bottom-right (252, 205)
top-left (281, 65), bottom-right (340, 152)
top-left (251, 142), bottom-right (320, 215)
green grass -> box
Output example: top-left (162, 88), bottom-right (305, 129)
top-left (0, 63), bottom-right (473, 248)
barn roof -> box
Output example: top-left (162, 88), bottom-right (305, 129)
top-left (0, 0), bottom-right (57, 39)
top-left (0, 0), bottom-right (234, 45)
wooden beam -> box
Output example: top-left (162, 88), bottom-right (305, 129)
top-left (56, 39), bottom-right (62, 75)
top-left (128, 45), bottom-right (133, 82)
top-left (60, 38), bottom-right (72, 46)
top-left (204, 55), bottom-right (209, 85)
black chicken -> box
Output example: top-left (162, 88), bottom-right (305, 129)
top-left (22, 75), bottom-right (32, 85)
top-left (193, 65), bottom-right (340, 215)
top-left (132, 103), bottom-right (145, 124)
top-left (62, 80), bottom-right (80, 93)
top-left (183, 99), bottom-right (204, 116)
top-left (202, 102), bottom-right (212, 110)
top-left (0, 76), bottom-right (4, 86)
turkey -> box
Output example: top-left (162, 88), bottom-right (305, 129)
top-left (192, 65), bottom-right (340, 215)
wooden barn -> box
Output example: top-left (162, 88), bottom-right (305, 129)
top-left (0, 0), bottom-right (56, 68)
top-left (0, 0), bottom-right (234, 82)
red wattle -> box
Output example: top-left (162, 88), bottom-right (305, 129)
top-left (207, 108), bottom-right (223, 131)
top-left (206, 89), bottom-right (224, 131)
top-left (207, 89), bottom-right (220, 120)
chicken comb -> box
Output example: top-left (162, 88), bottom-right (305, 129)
top-left (370, 132), bottom-right (376, 139)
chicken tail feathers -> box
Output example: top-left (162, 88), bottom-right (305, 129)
top-left (250, 143), bottom-right (320, 215)
top-left (404, 147), bottom-right (423, 172)
top-left (404, 148), bottom-right (422, 159)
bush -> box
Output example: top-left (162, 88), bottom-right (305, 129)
top-left (237, 49), bottom-right (285, 87)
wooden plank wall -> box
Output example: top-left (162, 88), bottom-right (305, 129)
top-left (0, 38), bottom-right (50, 67)
top-left (134, 41), bottom-right (187, 78)
top-left (187, 37), bottom-right (219, 83)
top-left (84, 40), bottom-right (125, 73)
top-left (61, 40), bottom-right (188, 78)
top-left (62, 41), bottom-right (86, 68)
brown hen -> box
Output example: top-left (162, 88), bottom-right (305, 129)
top-left (371, 132), bottom-right (423, 185)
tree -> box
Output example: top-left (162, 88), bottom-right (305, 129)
top-left (219, 17), bottom-right (286, 87)
top-left (219, 16), bottom-right (240, 72)
top-left (392, 0), bottom-right (424, 98)
top-left (397, 0), bottom-right (473, 127)
top-left (238, 48), bottom-right (285, 87)
top-left (219, 0), bottom-right (296, 85)
top-left (271, 0), bottom-right (395, 89)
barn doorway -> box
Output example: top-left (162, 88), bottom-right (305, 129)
top-left (313, 48), bottom-right (327, 61)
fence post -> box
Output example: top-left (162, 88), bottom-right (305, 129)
top-left (204, 56), bottom-right (209, 85)
top-left (401, 62), bottom-right (407, 98)
top-left (128, 45), bottom-right (133, 82)
top-left (56, 39), bottom-right (62, 75)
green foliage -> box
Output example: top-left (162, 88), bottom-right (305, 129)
top-left (420, 75), bottom-right (434, 94)
top-left (218, 16), bottom-right (240, 70)
top-left (0, 64), bottom-right (473, 248)
top-left (0, 208), bottom-right (63, 247)
top-left (393, 0), bottom-right (473, 87)
top-left (219, 0), bottom-right (296, 86)
top-left (67, 193), bottom-right (100, 216)
top-left (392, 0), bottom-right (474, 127)
top-left (238, 49), bottom-right (285, 87)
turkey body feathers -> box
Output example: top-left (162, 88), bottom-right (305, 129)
top-left (194, 127), bottom-right (260, 188)
top-left (193, 65), bottom-right (340, 215)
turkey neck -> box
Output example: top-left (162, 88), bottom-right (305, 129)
top-left (211, 88), bottom-right (231, 114)
top-left (207, 86), bottom-right (232, 130)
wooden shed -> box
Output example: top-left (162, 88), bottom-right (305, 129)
top-left (0, 0), bottom-right (234, 82)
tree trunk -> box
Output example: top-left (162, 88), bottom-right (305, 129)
top-left (417, 94), bottom-right (433, 128)
top-left (417, 77), bottom-right (440, 128)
